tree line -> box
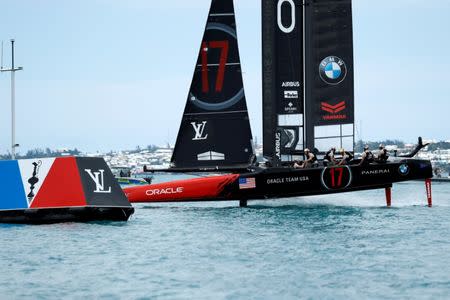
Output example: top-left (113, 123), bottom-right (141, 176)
top-left (0, 144), bottom-right (162, 160)
top-left (0, 148), bottom-right (82, 160)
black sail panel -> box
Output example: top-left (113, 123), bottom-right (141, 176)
top-left (304, 0), bottom-right (355, 153)
top-left (171, 0), bottom-right (254, 170)
top-left (262, 0), bottom-right (304, 163)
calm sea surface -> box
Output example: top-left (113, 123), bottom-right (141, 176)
top-left (1, 181), bottom-right (450, 299)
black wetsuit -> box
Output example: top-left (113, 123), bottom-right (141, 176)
top-left (340, 151), bottom-right (354, 164)
top-left (304, 153), bottom-right (317, 168)
top-left (324, 150), bottom-right (335, 165)
top-left (361, 150), bottom-right (374, 165)
top-left (377, 149), bottom-right (389, 163)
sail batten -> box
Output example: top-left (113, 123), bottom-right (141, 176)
top-left (171, 0), bottom-right (254, 170)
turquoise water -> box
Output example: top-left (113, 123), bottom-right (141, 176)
top-left (1, 181), bottom-right (450, 299)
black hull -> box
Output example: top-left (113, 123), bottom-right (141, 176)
top-left (126, 159), bottom-right (433, 205)
top-left (0, 206), bottom-right (135, 224)
top-left (235, 160), bottom-right (432, 201)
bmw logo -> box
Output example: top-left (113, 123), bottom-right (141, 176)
top-left (398, 164), bottom-right (410, 176)
top-left (319, 56), bottom-right (348, 85)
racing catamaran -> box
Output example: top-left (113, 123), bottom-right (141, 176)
top-left (124, 0), bottom-right (433, 206)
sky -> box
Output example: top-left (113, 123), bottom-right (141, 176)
top-left (0, 0), bottom-right (449, 154)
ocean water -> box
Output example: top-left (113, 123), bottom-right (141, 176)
top-left (1, 181), bottom-right (450, 299)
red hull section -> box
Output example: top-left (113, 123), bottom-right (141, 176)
top-left (124, 174), bottom-right (239, 203)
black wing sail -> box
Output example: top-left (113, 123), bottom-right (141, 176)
top-left (171, 0), bottom-right (254, 170)
top-left (262, 0), bottom-right (304, 164)
top-left (304, 0), bottom-right (355, 153)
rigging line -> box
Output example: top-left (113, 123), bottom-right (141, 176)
top-left (1, 41), bottom-right (3, 70)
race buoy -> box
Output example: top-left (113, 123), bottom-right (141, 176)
top-left (0, 157), bottom-right (134, 224)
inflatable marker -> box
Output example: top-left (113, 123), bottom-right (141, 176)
top-left (0, 157), bottom-right (134, 224)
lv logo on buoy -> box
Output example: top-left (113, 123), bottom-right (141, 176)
top-left (84, 169), bottom-right (112, 193)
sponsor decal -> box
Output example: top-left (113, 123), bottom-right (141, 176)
top-left (321, 101), bottom-right (345, 114)
top-left (322, 114), bottom-right (346, 121)
top-left (27, 160), bottom-right (42, 203)
top-left (282, 81), bottom-right (300, 87)
top-left (267, 176), bottom-right (309, 185)
top-left (284, 90), bottom-right (298, 99)
top-left (361, 169), bottom-right (390, 176)
top-left (275, 132), bottom-right (281, 159)
top-left (191, 121), bottom-right (208, 141)
top-left (321, 166), bottom-right (352, 190)
top-left (197, 151), bottom-right (225, 161)
top-left (239, 177), bottom-right (256, 189)
top-left (146, 187), bottom-right (184, 196)
top-left (18, 158), bottom-right (56, 207)
top-left (321, 101), bottom-right (347, 121)
top-left (319, 56), bottom-right (347, 85)
top-left (284, 101), bottom-right (297, 113)
top-left (84, 169), bottom-right (112, 194)
top-left (279, 128), bottom-right (297, 149)
top-left (398, 164), bottom-right (410, 176)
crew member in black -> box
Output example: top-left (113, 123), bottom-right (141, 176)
top-left (377, 144), bottom-right (389, 163)
top-left (338, 148), bottom-right (353, 165)
top-left (324, 147), bottom-right (337, 166)
top-left (301, 148), bottom-right (317, 169)
top-left (359, 145), bottom-right (374, 166)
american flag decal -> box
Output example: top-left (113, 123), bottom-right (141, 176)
top-left (239, 177), bottom-right (256, 189)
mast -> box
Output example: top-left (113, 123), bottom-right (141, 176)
top-left (261, 0), bottom-right (277, 163)
top-left (1, 39), bottom-right (23, 160)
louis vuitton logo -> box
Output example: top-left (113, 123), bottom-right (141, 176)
top-left (191, 121), bottom-right (208, 141)
top-left (84, 169), bottom-right (112, 193)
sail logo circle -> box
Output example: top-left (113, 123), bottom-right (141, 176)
top-left (398, 164), bottom-right (410, 176)
top-left (320, 166), bottom-right (352, 190)
top-left (319, 56), bottom-right (347, 85)
top-left (325, 62), bottom-right (341, 79)
top-left (190, 23), bottom-right (244, 111)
